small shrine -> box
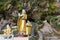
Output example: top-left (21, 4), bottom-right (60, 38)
top-left (0, 9), bottom-right (32, 40)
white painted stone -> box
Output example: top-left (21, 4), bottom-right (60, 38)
top-left (14, 37), bottom-right (29, 40)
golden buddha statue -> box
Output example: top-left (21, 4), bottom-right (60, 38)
top-left (4, 24), bottom-right (11, 35)
top-left (17, 9), bottom-right (27, 34)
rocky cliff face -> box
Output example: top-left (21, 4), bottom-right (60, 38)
top-left (37, 20), bottom-right (60, 40)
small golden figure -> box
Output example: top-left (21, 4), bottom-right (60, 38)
top-left (26, 21), bottom-right (32, 35)
top-left (4, 24), bottom-right (11, 35)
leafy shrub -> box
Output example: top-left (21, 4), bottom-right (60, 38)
top-left (35, 19), bottom-right (43, 24)
top-left (50, 16), bottom-right (60, 28)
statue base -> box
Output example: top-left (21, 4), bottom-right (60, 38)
top-left (17, 34), bottom-right (28, 37)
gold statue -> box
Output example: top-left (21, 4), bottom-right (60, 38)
top-left (4, 24), bottom-right (11, 35)
top-left (17, 9), bottom-right (27, 34)
top-left (26, 21), bottom-right (32, 35)
top-left (17, 9), bottom-right (32, 35)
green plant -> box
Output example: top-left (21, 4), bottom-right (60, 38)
top-left (29, 36), bottom-right (35, 40)
top-left (50, 16), bottom-right (60, 29)
top-left (35, 19), bottom-right (43, 24)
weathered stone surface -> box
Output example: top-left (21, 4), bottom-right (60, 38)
top-left (40, 20), bottom-right (53, 34)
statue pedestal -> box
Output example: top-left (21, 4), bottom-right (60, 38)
top-left (14, 37), bottom-right (29, 40)
top-left (18, 34), bottom-right (28, 37)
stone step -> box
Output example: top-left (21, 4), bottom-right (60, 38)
top-left (14, 37), bottom-right (29, 40)
top-left (0, 37), bottom-right (29, 40)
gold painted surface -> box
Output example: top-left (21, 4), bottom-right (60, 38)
top-left (26, 22), bottom-right (32, 35)
top-left (4, 28), bottom-right (11, 35)
top-left (17, 13), bottom-right (27, 33)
